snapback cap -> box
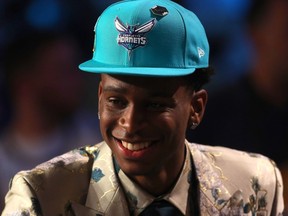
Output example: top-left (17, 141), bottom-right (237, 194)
top-left (79, 0), bottom-right (209, 76)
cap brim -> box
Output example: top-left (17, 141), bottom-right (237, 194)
top-left (79, 60), bottom-right (196, 77)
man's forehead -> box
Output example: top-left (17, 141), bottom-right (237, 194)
top-left (101, 74), bottom-right (186, 84)
top-left (100, 74), bottom-right (187, 95)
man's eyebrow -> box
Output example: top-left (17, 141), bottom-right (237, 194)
top-left (102, 85), bottom-right (175, 98)
top-left (102, 85), bottom-right (128, 94)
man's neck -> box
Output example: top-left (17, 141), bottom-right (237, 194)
top-left (128, 148), bottom-right (186, 197)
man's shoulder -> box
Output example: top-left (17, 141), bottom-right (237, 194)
top-left (187, 142), bottom-right (280, 187)
top-left (188, 142), bottom-right (277, 169)
top-left (11, 142), bottom-right (108, 193)
top-left (187, 142), bottom-right (284, 215)
top-left (34, 142), bottom-right (106, 171)
top-left (4, 142), bottom-right (114, 214)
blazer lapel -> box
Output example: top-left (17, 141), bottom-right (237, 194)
top-left (83, 143), bottom-right (130, 216)
top-left (188, 142), bottom-right (278, 216)
top-left (188, 142), bottom-right (232, 215)
top-left (104, 187), bottom-right (131, 216)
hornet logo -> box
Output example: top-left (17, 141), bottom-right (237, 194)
top-left (115, 17), bottom-right (156, 54)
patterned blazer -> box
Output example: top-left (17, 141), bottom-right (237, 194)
top-left (1, 141), bottom-right (284, 216)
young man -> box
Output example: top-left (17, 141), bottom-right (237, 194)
top-left (2, 0), bottom-right (284, 215)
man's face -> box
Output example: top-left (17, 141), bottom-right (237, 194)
top-left (98, 74), bottom-right (196, 178)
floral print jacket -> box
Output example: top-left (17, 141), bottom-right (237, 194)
top-left (1, 141), bottom-right (284, 216)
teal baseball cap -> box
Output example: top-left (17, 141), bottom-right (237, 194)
top-left (79, 0), bottom-right (209, 76)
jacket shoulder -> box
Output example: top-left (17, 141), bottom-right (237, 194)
top-left (199, 144), bottom-right (278, 171)
top-left (22, 143), bottom-right (100, 180)
top-left (188, 142), bottom-right (284, 215)
top-left (189, 142), bottom-right (278, 172)
top-left (7, 142), bottom-right (105, 214)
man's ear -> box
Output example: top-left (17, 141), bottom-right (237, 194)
top-left (98, 81), bottom-right (103, 111)
top-left (189, 89), bottom-right (208, 129)
top-left (98, 81), bottom-right (103, 98)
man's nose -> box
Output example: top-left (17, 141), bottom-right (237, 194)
top-left (118, 105), bottom-right (146, 133)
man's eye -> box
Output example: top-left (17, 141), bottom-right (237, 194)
top-left (107, 98), bottom-right (126, 108)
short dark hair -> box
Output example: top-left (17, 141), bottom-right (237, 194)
top-left (185, 67), bottom-right (214, 91)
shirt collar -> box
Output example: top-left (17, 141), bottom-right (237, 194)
top-left (118, 143), bottom-right (191, 215)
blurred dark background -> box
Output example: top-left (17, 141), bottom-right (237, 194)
top-left (1, 0), bottom-right (287, 213)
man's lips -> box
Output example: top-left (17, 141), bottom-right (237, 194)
top-left (122, 141), bottom-right (151, 151)
top-left (113, 137), bottom-right (159, 159)
top-left (114, 138), bottom-right (153, 151)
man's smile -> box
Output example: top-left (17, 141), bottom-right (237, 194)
top-left (121, 141), bottom-right (151, 151)
top-left (113, 136), bottom-right (154, 152)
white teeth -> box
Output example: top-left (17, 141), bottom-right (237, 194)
top-left (122, 141), bottom-right (151, 151)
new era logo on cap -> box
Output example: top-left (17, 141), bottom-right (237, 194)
top-left (197, 47), bottom-right (205, 58)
